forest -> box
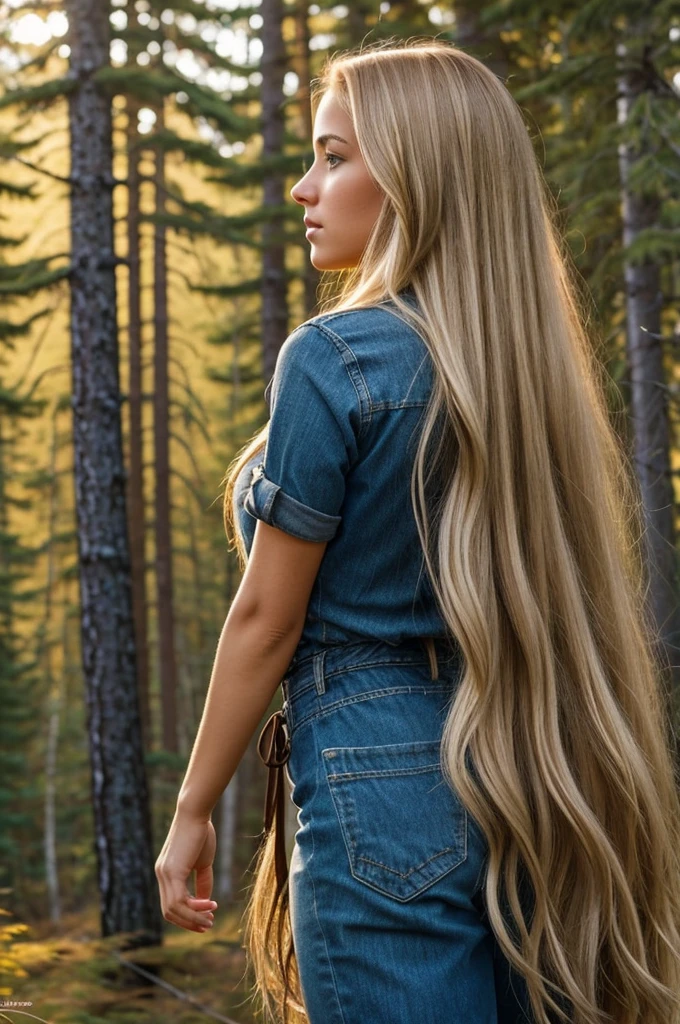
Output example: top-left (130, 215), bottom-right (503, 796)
top-left (0, 0), bottom-right (679, 1021)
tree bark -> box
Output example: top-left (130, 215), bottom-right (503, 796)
top-left (65, 0), bottom-right (161, 940)
top-left (260, 0), bottom-right (289, 379)
top-left (217, 772), bottom-right (238, 903)
top-left (152, 97), bottom-right (179, 753)
top-left (126, 88), bottom-right (152, 755)
top-left (616, 28), bottom-right (680, 737)
top-left (43, 403), bottom-right (62, 924)
top-left (292, 1), bottom-right (321, 319)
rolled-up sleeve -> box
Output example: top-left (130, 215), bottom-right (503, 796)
top-left (244, 322), bottom-right (360, 542)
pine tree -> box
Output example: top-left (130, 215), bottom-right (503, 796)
top-left (64, 0), bottom-right (161, 940)
top-left (479, 0), bottom-right (680, 722)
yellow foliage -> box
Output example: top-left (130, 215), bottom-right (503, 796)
top-left (0, 910), bottom-right (32, 992)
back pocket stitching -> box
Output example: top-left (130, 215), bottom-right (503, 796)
top-left (357, 844), bottom-right (462, 878)
top-left (324, 744), bottom-right (468, 901)
top-left (326, 762), bottom-right (441, 782)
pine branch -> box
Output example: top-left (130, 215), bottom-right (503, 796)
top-left (11, 156), bottom-right (71, 185)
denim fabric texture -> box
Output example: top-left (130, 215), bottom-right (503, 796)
top-left (278, 638), bottom-right (535, 1024)
top-left (232, 294), bottom-right (537, 1022)
top-left (232, 289), bottom-right (450, 661)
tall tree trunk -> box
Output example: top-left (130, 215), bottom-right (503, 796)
top-left (152, 98), bottom-right (179, 753)
top-left (217, 772), bottom-right (238, 903)
top-left (454, 2), bottom-right (509, 82)
top-left (215, 546), bottom-right (238, 902)
top-left (43, 402), bottom-right (62, 923)
top-left (347, 3), bottom-right (374, 45)
top-left (260, 0), bottom-right (289, 379)
top-left (292, 1), bottom-right (320, 319)
top-left (186, 486), bottom-right (207, 704)
top-left (126, 91), bottom-right (152, 755)
top-left (616, 27), bottom-right (680, 738)
top-left (64, 0), bottom-right (161, 940)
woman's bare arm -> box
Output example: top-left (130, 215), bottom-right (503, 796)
top-left (175, 519), bottom-right (327, 822)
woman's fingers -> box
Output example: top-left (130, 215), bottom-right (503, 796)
top-left (157, 877), bottom-right (216, 931)
top-left (162, 902), bottom-right (214, 931)
top-left (195, 863), bottom-right (214, 902)
top-left (164, 909), bottom-right (213, 933)
top-left (154, 818), bottom-right (219, 933)
top-left (190, 896), bottom-right (217, 910)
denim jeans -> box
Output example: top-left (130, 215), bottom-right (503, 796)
top-left (281, 636), bottom-right (535, 1024)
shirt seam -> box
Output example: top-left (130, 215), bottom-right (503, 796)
top-left (303, 321), bottom-right (372, 441)
top-left (307, 302), bottom-right (430, 351)
top-left (299, 307), bottom-right (431, 430)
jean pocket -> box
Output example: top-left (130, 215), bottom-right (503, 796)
top-left (322, 739), bottom-right (467, 902)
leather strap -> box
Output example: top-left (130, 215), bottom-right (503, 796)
top-left (422, 636), bottom-right (439, 679)
top-left (256, 708), bottom-right (291, 890)
top-left (256, 637), bottom-right (438, 888)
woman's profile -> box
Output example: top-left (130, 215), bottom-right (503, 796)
top-left (157, 36), bottom-right (680, 1024)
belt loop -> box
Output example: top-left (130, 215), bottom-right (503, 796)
top-left (313, 649), bottom-right (327, 695)
top-left (423, 636), bottom-right (439, 680)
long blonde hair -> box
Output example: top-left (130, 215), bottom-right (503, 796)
top-left (223, 37), bottom-right (680, 1024)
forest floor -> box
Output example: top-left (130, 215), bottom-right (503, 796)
top-left (0, 902), bottom-right (260, 1023)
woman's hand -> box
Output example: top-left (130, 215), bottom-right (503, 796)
top-left (155, 807), bottom-right (218, 933)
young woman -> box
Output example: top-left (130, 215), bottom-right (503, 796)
top-left (156, 38), bottom-right (680, 1024)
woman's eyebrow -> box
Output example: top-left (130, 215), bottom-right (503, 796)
top-left (314, 133), bottom-right (349, 147)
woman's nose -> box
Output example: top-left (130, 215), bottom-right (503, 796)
top-left (291, 170), bottom-right (315, 205)
top-left (291, 182), bottom-right (308, 204)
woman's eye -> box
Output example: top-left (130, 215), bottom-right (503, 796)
top-left (324, 152), bottom-right (342, 169)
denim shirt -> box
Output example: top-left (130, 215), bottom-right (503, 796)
top-left (232, 289), bottom-right (451, 658)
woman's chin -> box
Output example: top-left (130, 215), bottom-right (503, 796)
top-left (310, 251), bottom-right (357, 271)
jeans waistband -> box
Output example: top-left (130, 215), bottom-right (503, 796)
top-left (281, 635), bottom-right (463, 729)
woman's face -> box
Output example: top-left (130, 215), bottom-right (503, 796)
top-left (290, 91), bottom-right (384, 271)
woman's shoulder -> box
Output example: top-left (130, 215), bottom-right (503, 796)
top-left (295, 294), bottom-right (427, 361)
top-left (279, 295), bottom-right (432, 411)
top-left (264, 291), bottom-right (431, 411)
